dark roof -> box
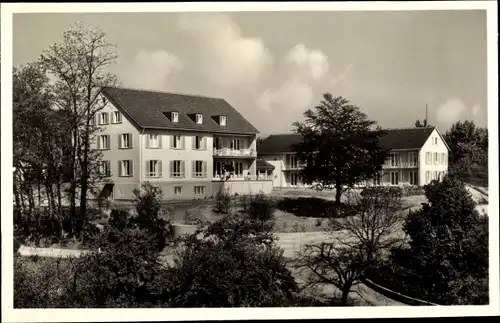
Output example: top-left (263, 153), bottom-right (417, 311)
top-left (378, 127), bottom-right (436, 150)
top-left (101, 86), bottom-right (259, 135)
top-left (258, 127), bottom-right (439, 154)
top-left (258, 133), bottom-right (303, 154)
top-left (256, 159), bottom-right (275, 170)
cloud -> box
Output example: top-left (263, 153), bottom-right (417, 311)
top-left (472, 104), bottom-right (481, 116)
top-left (177, 13), bottom-right (273, 89)
top-left (285, 44), bottom-right (329, 80)
top-left (435, 97), bottom-right (467, 125)
top-left (121, 50), bottom-right (183, 90)
top-left (256, 44), bottom-right (351, 112)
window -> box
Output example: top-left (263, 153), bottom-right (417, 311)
top-left (194, 186), bottom-right (205, 195)
top-left (409, 171), bottom-right (418, 185)
top-left (172, 112), bottom-right (179, 123)
top-left (426, 152), bottom-right (432, 165)
top-left (373, 172), bottom-right (382, 186)
top-left (193, 136), bottom-right (206, 150)
top-left (174, 186), bottom-right (182, 195)
top-left (220, 115), bottom-right (226, 126)
top-left (118, 160), bottom-right (133, 177)
top-left (234, 162), bottom-right (243, 176)
top-left (390, 153), bottom-right (399, 166)
top-left (443, 153), bottom-right (447, 164)
top-left (196, 114), bottom-right (203, 124)
top-left (390, 171), bottom-right (399, 185)
top-left (192, 160), bottom-right (207, 178)
top-left (170, 160), bottom-right (185, 178)
top-left (89, 114), bottom-right (96, 125)
top-left (434, 137), bottom-right (438, 145)
top-left (172, 135), bottom-right (183, 149)
top-left (97, 135), bottom-right (110, 150)
top-left (426, 171), bottom-right (431, 184)
top-left (434, 152), bottom-right (439, 164)
top-left (112, 111), bottom-right (122, 124)
top-left (231, 138), bottom-right (241, 150)
top-left (98, 112), bottom-right (109, 125)
top-left (146, 160), bottom-right (162, 177)
top-left (147, 134), bottom-right (161, 148)
top-left (440, 153), bottom-right (446, 165)
top-left (434, 171), bottom-right (438, 181)
top-left (289, 155), bottom-right (298, 168)
top-left (99, 160), bottom-right (111, 176)
top-left (119, 133), bottom-right (132, 149)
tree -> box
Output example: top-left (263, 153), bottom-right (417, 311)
top-left (444, 120), bottom-right (488, 184)
top-left (166, 214), bottom-right (298, 307)
top-left (415, 119), bottom-right (432, 128)
top-left (40, 21), bottom-right (118, 238)
top-left (292, 93), bottom-right (389, 207)
top-left (394, 176), bottom-right (488, 304)
top-left (295, 187), bottom-right (406, 305)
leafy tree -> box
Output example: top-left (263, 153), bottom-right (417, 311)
top-left (415, 119), bottom-right (432, 128)
top-left (242, 192), bottom-right (276, 232)
top-left (395, 176), bottom-right (488, 304)
top-left (166, 214), bottom-right (298, 307)
top-left (40, 21), bottom-right (118, 237)
top-left (444, 120), bottom-right (488, 184)
top-left (292, 93), bottom-right (389, 207)
top-left (214, 187), bottom-right (232, 214)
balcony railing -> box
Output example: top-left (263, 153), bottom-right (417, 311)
top-left (383, 162), bottom-right (419, 169)
top-left (213, 174), bottom-right (272, 181)
top-left (213, 148), bottom-right (256, 157)
top-left (283, 163), bottom-right (304, 170)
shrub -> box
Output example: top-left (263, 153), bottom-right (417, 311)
top-left (166, 214), bottom-right (298, 307)
top-left (214, 187), bottom-right (232, 214)
top-left (276, 197), bottom-right (347, 218)
top-left (243, 193), bottom-right (276, 231)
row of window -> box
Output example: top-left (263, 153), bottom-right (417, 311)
top-left (169, 111), bottom-right (227, 126)
top-left (99, 160), bottom-right (208, 178)
top-left (172, 185), bottom-right (206, 196)
top-left (97, 134), bottom-right (208, 150)
top-left (425, 170), bottom-right (446, 183)
top-left (91, 111), bottom-right (122, 125)
top-left (388, 152), bottom-right (419, 167)
top-left (425, 152), bottom-right (447, 165)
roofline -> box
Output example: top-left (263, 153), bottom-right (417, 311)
top-left (433, 127), bottom-right (451, 152)
top-left (100, 88), bottom-right (145, 131)
top-left (101, 85), bottom-right (226, 101)
top-left (143, 126), bottom-right (258, 136)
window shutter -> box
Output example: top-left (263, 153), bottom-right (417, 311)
top-left (170, 135), bottom-right (174, 148)
top-left (169, 161), bottom-right (173, 178)
top-left (203, 161), bottom-right (207, 177)
top-left (129, 160), bottom-right (133, 176)
top-left (159, 161), bottom-right (162, 177)
top-left (158, 135), bottom-right (162, 148)
top-left (182, 136), bottom-right (185, 149)
top-left (145, 160), bottom-right (150, 177)
top-left (192, 136), bottom-right (196, 149)
top-left (181, 161), bottom-right (185, 177)
top-left (146, 134), bottom-right (150, 148)
top-left (191, 161), bottom-right (195, 178)
top-left (118, 134), bottom-right (122, 149)
top-left (118, 161), bottom-right (122, 176)
top-left (97, 136), bottom-right (101, 149)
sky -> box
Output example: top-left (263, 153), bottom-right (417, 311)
top-left (12, 10), bottom-right (488, 137)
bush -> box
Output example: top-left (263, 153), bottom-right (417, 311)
top-left (214, 187), bottom-right (232, 214)
top-left (165, 214), bottom-right (298, 307)
top-left (276, 197), bottom-right (347, 218)
top-left (243, 193), bottom-right (276, 231)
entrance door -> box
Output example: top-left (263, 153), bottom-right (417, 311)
top-left (290, 172), bottom-right (299, 186)
top-left (409, 171), bottom-right (418, 185)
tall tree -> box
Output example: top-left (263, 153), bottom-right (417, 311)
top-left (40, 22), bottom-right (118, 237)
top-left (415, 119), bottom-right (432, 128)
top-left (292, 93), bottom-right (389, 206)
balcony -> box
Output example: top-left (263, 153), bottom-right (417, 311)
top-left (383, 162), bottom-right (419, 169)
top-left (283, 163), bottom-right (304, 171)
top-left (213, 174), bottom-right (272, 181)
top-left (213, 148), bottom-right (256, 158)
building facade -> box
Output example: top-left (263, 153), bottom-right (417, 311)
top-left (91, 86), bottom-right (271, 200)
top-left (258, 127), bottom-right (450, 188)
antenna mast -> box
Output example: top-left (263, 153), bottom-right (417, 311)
top-left (425, 103), bottom-right (428, 126)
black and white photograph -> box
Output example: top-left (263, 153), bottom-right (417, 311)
top-left (1, 1), bottom-right (498, 321)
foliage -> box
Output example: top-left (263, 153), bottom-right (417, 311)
top-left (414, 118), bottom-right (432, 128)
top-left (166, 214), bottom-right (298, 307)
top-left (214, 187), bottom-right (232, 214)
top-left (292, 93), bottom-right (389, 206)
top-left (242, 193), bottom-right (276, 232)
top-left (391, 176), bottom-right (489, 304)
top-left (276, 197), bottom-right (348, 218)
top-left (444, 120), bottom-right (488, 185)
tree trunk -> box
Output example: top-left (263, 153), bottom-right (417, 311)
top-left (78, 129), bottom-right (90, 240)
top-left (56, 177), bottom-right (64, 239)
top-left (334, 182), bottom-right (342, 217)
top-left (341, 283), bottom-right (352, 305)
top-left (69, 128), bottom-right (78, 236)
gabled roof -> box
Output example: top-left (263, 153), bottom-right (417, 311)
top-left (258, 127), bottom-right (442, 154)
top-left (257, 133), bottom-right (303, 154)
top-left (256, 159), bottom-right (275, 170)
top-left (101, 86), bottom-right (259, 135)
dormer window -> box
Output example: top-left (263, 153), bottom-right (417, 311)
top-left (196, 113), bottom-right (203, 124)
top-left (172, 112), bottom-right (179, 123)
top-left (220, 115), bottom-right (227, 126)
